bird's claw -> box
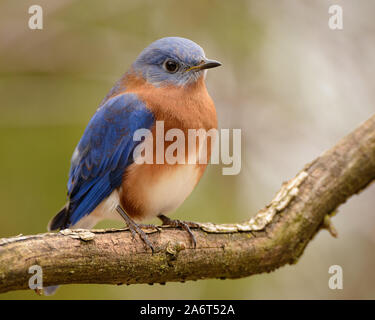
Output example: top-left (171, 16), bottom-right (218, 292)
top-left (137, 224), bottom-right (162, 233)
top-left (116, 206), bottom-right (155, 253)
top-left (128, 222), bottom-right (155, 253)
top-left (158, 214), bottom-right (198, 248)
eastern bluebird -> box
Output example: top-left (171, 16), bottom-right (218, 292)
top-left (48, 37), bottom-right (221, 252)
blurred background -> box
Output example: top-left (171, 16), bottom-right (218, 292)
top-left (1, 0), bottom-right (375, 299)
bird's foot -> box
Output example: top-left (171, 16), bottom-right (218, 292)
top-left (137, 223), bottom-right (162, 236)
top-left (116, 206), bottom-right (155, 253)
top-left (158, 214), bottom-right (199, 248)
top-left (137, 223), bottom-right (161, 232)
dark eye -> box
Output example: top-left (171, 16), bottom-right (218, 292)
top-left (163, 59), bottom-right (179, 73)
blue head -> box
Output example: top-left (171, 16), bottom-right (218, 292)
top-left (132, 37), bottom-right (221, 87)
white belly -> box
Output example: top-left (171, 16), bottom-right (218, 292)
top-left (77, 164), bottom-right (201, 227)
top-left (142, 164), bottom-right (200, 219)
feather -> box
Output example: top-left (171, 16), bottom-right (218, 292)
top-left (49, 93), bottom-right (154, 229)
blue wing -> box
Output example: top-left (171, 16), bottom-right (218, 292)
top-left (64, 93), bottom-right (154, 226)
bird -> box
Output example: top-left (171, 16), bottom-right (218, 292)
top-left (48, 36), bottom-right (221, 253)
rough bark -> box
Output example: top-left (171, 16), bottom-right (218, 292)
top-left (1, 114), bottom-right (375, 294)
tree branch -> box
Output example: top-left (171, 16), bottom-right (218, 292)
top-left (1, 114), bottom-right (375, 294)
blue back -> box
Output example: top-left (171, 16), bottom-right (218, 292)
top-left (66, 93), bottom-right (154, 226)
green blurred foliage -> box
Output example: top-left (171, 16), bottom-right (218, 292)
top-left (0, 0), bottom-right (259, 299)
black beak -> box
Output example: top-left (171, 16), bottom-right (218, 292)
top-left (192, 59), bottom-right (222, 71)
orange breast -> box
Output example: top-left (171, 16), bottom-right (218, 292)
top-left (118, 73), bottom-right (218, 221)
